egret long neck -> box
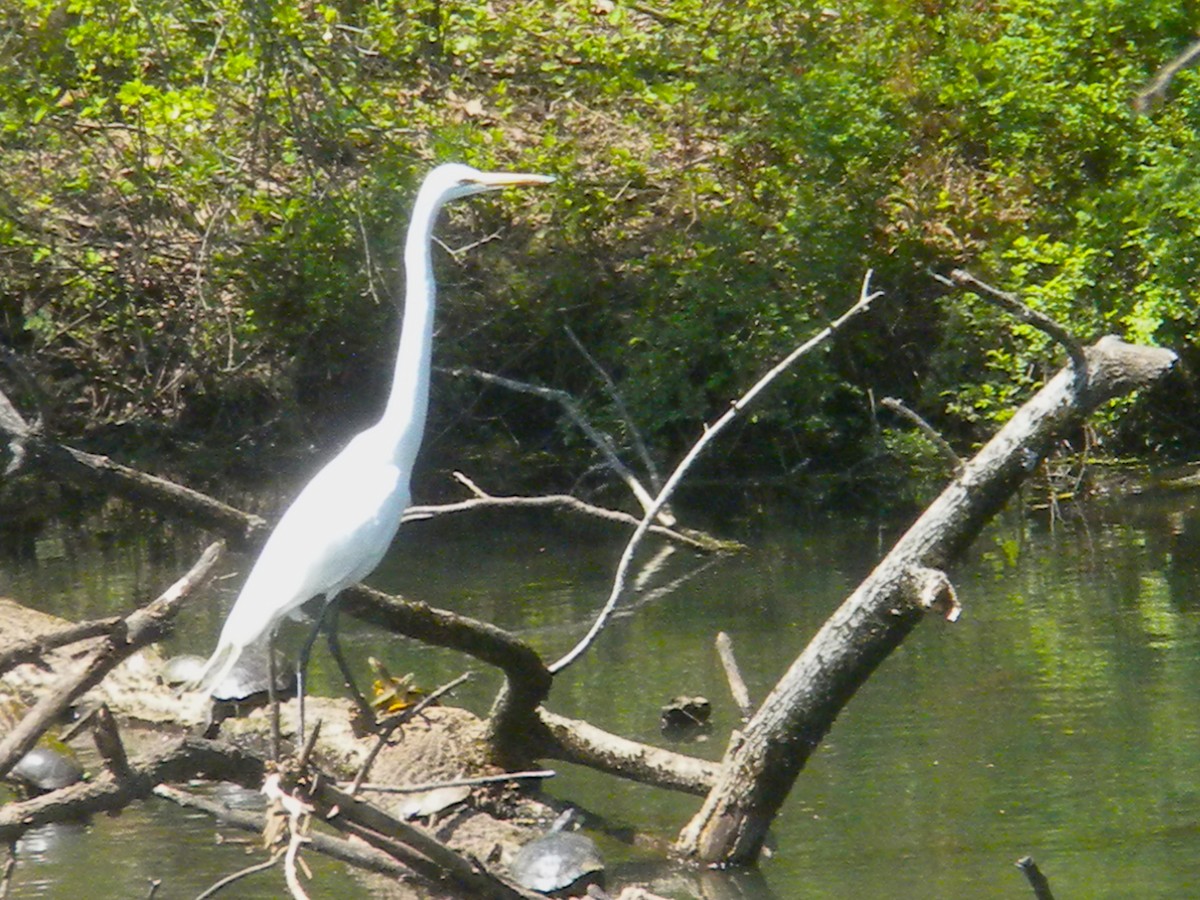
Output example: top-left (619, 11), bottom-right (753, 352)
top-left (380, 188), bottom-right (443, 471)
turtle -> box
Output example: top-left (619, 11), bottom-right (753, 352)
top-left (160, 650), bottom-right (294, 736)
top-left (9, 746), bottom-right (84, 793)
top-left (509, 809), bottom-right (605, 898)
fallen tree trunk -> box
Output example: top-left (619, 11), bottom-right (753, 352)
top-left (676, 336), bottom-right (1177, 865)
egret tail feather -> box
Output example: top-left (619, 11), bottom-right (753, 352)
top-left (186, 642), bottom-right (241, 695)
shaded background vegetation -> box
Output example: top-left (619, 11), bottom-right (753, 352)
top-left (1, 0), bottom-right (1198, 513)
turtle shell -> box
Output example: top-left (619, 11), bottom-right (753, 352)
top-left (509, 829), bottom-right (605, 895)
top-left (10, 747), bottom-right (84, 792)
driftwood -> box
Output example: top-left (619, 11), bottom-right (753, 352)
top-left (0, 541), bottom-right (223, 781)
top-left (676, 333), bottom-right (1178, 864)
top-left (153, 783), bottom-right (417, 881)
top-left (0, 735), bottom-right (265, 841)
top-left (715, 632), bottom-right (754, 722)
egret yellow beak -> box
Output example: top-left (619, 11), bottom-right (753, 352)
top-left (474, 172), bottom-right (556, 189)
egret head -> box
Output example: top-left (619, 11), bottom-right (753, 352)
top-left (424, 163), bottom-right (555, 204)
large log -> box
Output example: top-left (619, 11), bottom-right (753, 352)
top-left (676, 336), bottom-right (1178, 864)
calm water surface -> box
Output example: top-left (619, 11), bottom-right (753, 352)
top-left (3, 490), bottom-right (1200, 898)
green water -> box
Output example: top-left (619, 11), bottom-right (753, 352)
top-left (3, 490), bottom-right (1200, 898)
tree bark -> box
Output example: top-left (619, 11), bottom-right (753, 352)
top-left (676, 336), bottom-right (1177, 865)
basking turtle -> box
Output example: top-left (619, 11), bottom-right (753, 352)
top-left (160, 650), bottom-right (294, 736)
top-left (9, 746), bottom-right (84, 794)
top-left (509, 809), bottom-right (605, 898)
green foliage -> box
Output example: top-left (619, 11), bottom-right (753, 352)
top-left (1, 0), bottom-right (1198, 493)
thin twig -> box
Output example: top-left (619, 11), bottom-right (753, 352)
top-left (349, 672), bottom-right (471, 794)
top-left (350, 770), bottom-right (555, 794)
top-left (193, 849), bottom-right (285, 900)
top-left (448, 366), bottom-right (672, 524)
top-left (267, 632), bottom-right (281, 763)
top-left (879, 397), bottom-right (963, 472)
top-left (948, 270), bottom-right (1087, 377)
top-left (261, 774), bottom-right (313, 900)
top-left (550, 272), bottom-right (882, 673)
top-left (0, 850), bottom-right (14, 900)
top-left (565, 324), bottom-right (666, 493)
top-left (296, 719), bottom-right (321, 770)
top-left (1134, 36), bottom-right (1200, 113)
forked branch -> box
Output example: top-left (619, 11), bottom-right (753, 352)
top-left (549, 271), bottom-right (882, 674)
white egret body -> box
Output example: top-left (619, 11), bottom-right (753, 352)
top-left (192, 164), bottom-right (553, 698)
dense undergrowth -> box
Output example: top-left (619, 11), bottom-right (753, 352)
top-left (1, 0), bottom-right (1198, 510)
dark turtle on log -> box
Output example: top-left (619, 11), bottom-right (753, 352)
top-left (509, 809), bottom-right (605, 897)
top-left (9, 746), bottom-right (84, 794)
top-left (160, 650), bottom-right (294, 736)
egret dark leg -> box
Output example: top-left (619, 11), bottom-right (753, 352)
top-left (324, 604), bottom-right (376, 731)
top-left (296, 595), bottom-right (338, 742)
top-left (267, 630), bottom-right (281, 761)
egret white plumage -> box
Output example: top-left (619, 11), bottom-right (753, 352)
top-left (190, 164), bottom-right (553, 733)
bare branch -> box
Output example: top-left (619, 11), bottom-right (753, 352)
top-left (534, 708), bottom-right (720, 795)
top-left (448, 366), bottom-right (670, 523)
top-left (565, 324), bottom-right (666, 492)
top-left (1134, 37), bottom-right (1200, 113)
top-left (948, 270), bottom-right (1088, 376)
top-left (879, 396), bottom-right (963, 472)
top-left (405, 478), bottom-right (727, 551)
top-left (0, 615), bottom-right (123, 677)
top-left (678, 336), bottom-right (1177, 864)
top-left (0, 387), bottom-right (266, 548)
top-left (549, 272), bottom-right (882, 674)
top-left (350, 770), bottom-right (555, 795)
top-left (193, 850), bottom-right (285, 900)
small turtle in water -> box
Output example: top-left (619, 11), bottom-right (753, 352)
top-left (8, 746), bottom-right (84, 794)
top-left (660, 695), bottom-right (712, 741)
top-left (509, 809), bottom-right (605, 898)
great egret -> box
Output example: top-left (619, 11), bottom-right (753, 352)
top-left (190, 164), bottom-right (554, 733)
